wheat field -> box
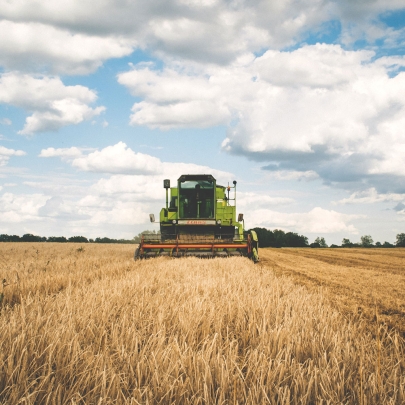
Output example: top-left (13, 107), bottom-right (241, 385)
top-left (0, 243), bottom-right (404, 404)
top-left (260, 248), bottom-right (405, 335)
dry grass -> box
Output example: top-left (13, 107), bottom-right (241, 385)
top-left (0, 243), bottom-right (404, 404)
top-left (260, 248), bottom-right (405, 335)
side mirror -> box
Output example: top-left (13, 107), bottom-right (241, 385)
top-left (149, 214), bottom-right (155, 223)
top-left (238, 213), bottom-right (244, 222)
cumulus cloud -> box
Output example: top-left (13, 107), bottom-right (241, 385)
top-left (1, 0), bottom-right (403, 74)
top-left (117, 44), bottom-right (405, 192)
top-left (335, 188), bottom-right (405, 205)
top-left (238, 192), bottom-right (294, 209)
top-left (247, 207), bottom-right (360, 234)
top-left (0, 192), bottom-right (48, 222)
top-left (71, 142), bottom-right (161, 175)
top-left (0, 0), bottom-right (323, 69)
top-left (41, 141), bottom-right (233, 182)
top-left (0, 72), bottom-right (105, 134)
top-left (118, 67), bottom-right (231, 129)
top-left (0, 188), bottom-right (151, 229)
top-left (262, 170), bottom-right (319, 182)
top-left (0, 145), bottom-right (26, 166)
top-left (39, 147), bottom-right (83, 158)
top-left (0, 20), bottom-right (134, 75)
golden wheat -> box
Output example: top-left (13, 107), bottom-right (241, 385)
top-left (0, 243), bottom-right (404, 404)
top-left (260, 248), bottom-right (405, 334)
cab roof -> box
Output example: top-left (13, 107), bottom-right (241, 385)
top-left (178, 174), bottom-right (216, 182)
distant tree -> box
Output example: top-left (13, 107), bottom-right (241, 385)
top-left (360, 235), bottom-right (374, 247)
top-left (330, 244), bottom-right (339, 248)
top-left (249, 228), bottom-right (308, 248)
top-left (250, 228), bottom-right (276, 247)
top-left (0, 234), bottom-right (21, 242)
top-left (341, 238), bottom-right (352, 248)
top-left (133, 230), bottom-right (159, 243)
top-left (315, 237), bottom-right (328, 248)
top-left (310, 242), bottom-right (321, 248)
top-left (284, 232), bottom-right (309, 247)
top-left (95, 237), bottom-right (114, 243)
top-left (383, 241), bottom-right (394, 248)
top-left (21, 234), bottom-right (46, 242)
top-left (89, 239), bottom-right (94, 243)
top-left (375, 241), bottom-right (382, 247)
top-left (396, 233), bottom-right (405, 247)
top-left (273, 229), bottom-right (287, 248)
top-left (47, 236), bottom-right (68, 243)
top-left (68, 236), bottom-right (89, 243)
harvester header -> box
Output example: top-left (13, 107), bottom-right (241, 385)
top-left (134, 174), bottom-right (259, 261)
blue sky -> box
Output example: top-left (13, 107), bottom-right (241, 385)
top-left (1, 0), bottom-right (405, 245)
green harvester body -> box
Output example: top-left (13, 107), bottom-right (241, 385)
top-left (134, 174), bottom-right (259, 261)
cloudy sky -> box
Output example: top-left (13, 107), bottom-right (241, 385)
top-left (1, 0), bottom-right (405, 245)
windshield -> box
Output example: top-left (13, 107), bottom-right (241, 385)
top-left (179, 179), bottom-right (214, 219)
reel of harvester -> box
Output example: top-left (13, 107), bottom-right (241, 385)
top-left (134, 230), bottom-right (259, 261)
top-left (134, 174), bottom-right (259, 262)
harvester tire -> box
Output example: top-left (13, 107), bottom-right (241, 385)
top-left (134, 245), bottom-right (141, 261)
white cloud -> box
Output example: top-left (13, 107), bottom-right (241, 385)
top-left (0, 192), bottom-right (48, 222)
top-left (0, 0), bottom-right (327, 69)
top-left (0, 0), bottom-right (403, 76)
top-left (238, 192), bottom-right (294, 209)
top-left (0, 72), bottom-right (105, 134)
top-left (39, 147), bottom-right (83, 158)
top-left (247, 206), bottom-right (360, 234)
top-left (36, 142), bottom-right (235, 229)
top-left (264, 170), bottom-right (319, 182)
top-left (335, 188), bottom-right (405, 205)
top-left (71, 142), bottom-right (161, 175)
top-left (118, 67), bottom-right (231, 129)
top-left (78, 196), bottom-right (149, 226)
top-left (0, 20), bottom-right (134, 75)
top-left (221, 46), bottom-right (405, 157)
top-left (41, 142), bottom-right (233, 183)
top-left (0, 118), bottom-right (12, 125)
top-left (117, 45), bottom-right (405, 189)
top-left (0, 145), bottom-right (26, 166)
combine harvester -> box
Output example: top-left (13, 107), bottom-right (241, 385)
top-left (134, 174), bottom-right (259, 262)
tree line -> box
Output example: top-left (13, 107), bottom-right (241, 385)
top-left (0, 234), bottom-right (136, 244)
top-left (249, 228), bottom-right (405, 248)
top-left (2, 230), bottom-right (405, 248)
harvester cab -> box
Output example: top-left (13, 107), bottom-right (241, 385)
top-left (134, 174), bottom-right (259, 262)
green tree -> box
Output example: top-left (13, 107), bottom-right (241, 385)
top-left (314, 237), bottom-right (328, 248)
top-left (68, 236), bottom-right (89, 243)
top-left (47, 236), bottom-right (68, 243)
top-left (341, 238), bottom-right (352, 247)
top-left (360, 235), bottom-right (373, 247)
top-left (396, 233), bottom-right (405, 247)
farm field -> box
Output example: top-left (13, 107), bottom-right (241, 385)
top-left (260, 248), bottom-right (405, 335)
top-left (0, 243), bottom-right (404, 404)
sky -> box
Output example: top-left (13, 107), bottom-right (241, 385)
top-left (1, 0), bottom-right (405, 245)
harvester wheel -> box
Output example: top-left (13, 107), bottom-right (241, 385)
top-left (134, 245), bottom-right (141, 261)
top-left (249, 230), bottom-right (259, 263)
top-left (252, 247), bottom-right (259, 263)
